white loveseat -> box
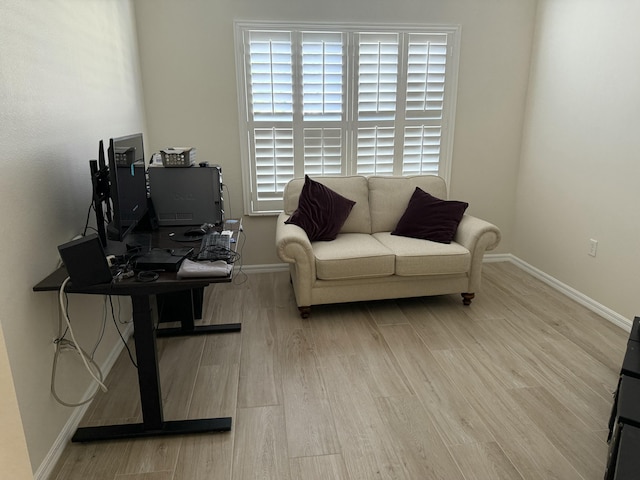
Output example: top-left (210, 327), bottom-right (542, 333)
top-left (275, 175), bottom-right (501, 318)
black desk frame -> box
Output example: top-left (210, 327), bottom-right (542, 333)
top-left (75, 293), bottom-right (239, 442)
top-left (34, 230), bottom-right (241, 442)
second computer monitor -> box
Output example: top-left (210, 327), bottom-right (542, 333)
top-left (148, 165), bottom-right (224, 226)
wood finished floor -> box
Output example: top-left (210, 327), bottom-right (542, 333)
top-left (49, 262), bottom-right (628, 480)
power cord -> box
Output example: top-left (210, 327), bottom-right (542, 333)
top-left (136, 270), bottom-right (159, 282)
top-left (90, 296), bottom-right (109, 361)
top-left (59, 277), bottom-right (108, 392)
top-left (233, 229), bottom-right (248, 285)
top-left (108, 296), bottom-right (137, 368)
top-left (50, 277), bottom-right (108, 407)
top-left (221, 182), bottom-right (248, 284)
top-left (222, 183), bottom-right (232, 220)
top-left (50, 338), bottom-right (105, 407)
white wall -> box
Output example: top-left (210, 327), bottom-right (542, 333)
top-left (133, 0), bottom-right (538, 265)
top-left (0, 328), bottom-right (32, 478)
top-left (0, 0), bottom-right (146, 475)
top-left (515, 0), bottom-right (640, 321)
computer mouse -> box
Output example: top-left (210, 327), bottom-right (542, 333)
top-left (184, 227), bottom-right (207, 237)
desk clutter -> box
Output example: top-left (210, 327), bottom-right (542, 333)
top-left (177, 259), bottom-right (232, 278)
top-left (52, 133), bottom-right (246, 287)
top-left (56, 226), bottom-right (239, 286)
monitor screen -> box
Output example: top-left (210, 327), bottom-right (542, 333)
top-left (106, 133), bottom-right (149, 242)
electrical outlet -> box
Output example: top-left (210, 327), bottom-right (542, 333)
top-left (589, 238), bottom-right (598, 257)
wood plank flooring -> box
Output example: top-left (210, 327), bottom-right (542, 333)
top-left (49, 262), bottom-right (629, 479)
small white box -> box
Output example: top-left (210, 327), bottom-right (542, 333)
top-left (160, 147), bottom-right (196, 167)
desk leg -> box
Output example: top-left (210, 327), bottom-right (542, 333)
top-left (156, 289), bottom-right (241, 337)
top-left (132, 294), bottom-right (163, 430)
top-left (71, 294), bottom-right (231, 442)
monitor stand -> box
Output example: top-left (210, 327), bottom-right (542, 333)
top-left (103, 232), bottom-right (152, 257)
top-left (124, 232), bottom-right (152, 253)
top-left (103, 240), bottom-right (128, 256)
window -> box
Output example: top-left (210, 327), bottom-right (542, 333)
top-left (234, 22), bottom-right (460, 214)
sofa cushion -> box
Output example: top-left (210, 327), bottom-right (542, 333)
top-left (372, 232), bottom-right (470, 276)
top-left (392, 187), bottom-right (468, 244)
top-left (313, 233), bottom-right (395, 280)
top-left (285, 176), bottom-right (355, 241)
top-left (283, 176), bottom-right (371, 233)
top-left (368, 175), bottom-right (449, 233)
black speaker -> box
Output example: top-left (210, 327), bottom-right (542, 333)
top-left (58, 234), bottom-right (113, 287)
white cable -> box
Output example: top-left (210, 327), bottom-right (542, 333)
top-left (50, 339), bottom-right (104, 407)
top-left (59, 277), bottom-right (108, 392)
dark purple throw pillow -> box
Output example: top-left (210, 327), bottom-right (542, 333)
top-left (391, 187), bottom-right (468, 244)
top-left (285, 175), bottom-right (356, 241)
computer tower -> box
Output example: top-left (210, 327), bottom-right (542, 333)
top-left (148, 165), bottom-right (224, 226)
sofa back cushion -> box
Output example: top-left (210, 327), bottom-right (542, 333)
top-left (283, 175), bottom-right (371, 233)
top-left (368, 175), bottom-right (448, 233)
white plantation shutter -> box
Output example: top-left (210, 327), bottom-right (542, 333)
top-left (357, 33), bottom-right (399, 121)
top-left (248, 31), bottom-right (293, 122)
top-left (301, 32), bottom-right (346, 177)
top-left (401, 33), bottom-right (448, 175)
top-left (235, 23), bottom-right (459, 214)
top-left (302, 32), bottom-right (343, 121)
top-left (304, 128), bottom-right (343, 175)
top-left (355, 33), bottom-right (399, 175)
top-left (253, 128), bottom-right (294, 201)
top-left (356, 127), bottom-right (395, 175)
top-left (242, 30), bottom-right (296, 212)
top-left (402, 126), bottom-right (441, 175)
top-left (405, 33), bottom-right (448, 119)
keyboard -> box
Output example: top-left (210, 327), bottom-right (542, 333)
top-left (196, 232), bottom-right (232, 261)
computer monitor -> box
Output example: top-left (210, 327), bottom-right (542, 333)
top-left (90, 140), bottom-right (111, 248)
top-left (106, 133), bottom-right (149, 242)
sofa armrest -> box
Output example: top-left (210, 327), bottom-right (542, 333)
top-left (454, 214), bottom-right (501, 253)
top-left (275, 212), bottom-right (317, 307)
top-left (275, 211), bottom-right (317, 281)
top-left (454, 214), bottom-right (501, 293)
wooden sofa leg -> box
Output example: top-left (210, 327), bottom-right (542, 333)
top-left (461, 293), bottom-right (475, 306)
top-left (298, 306), bottom-right (311, 319)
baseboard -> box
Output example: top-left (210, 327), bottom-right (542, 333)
top-left (483, 253), bottom-right (512, 263)
top-left (502, 254), bottom-right (632, 332)
top-left (236, 262), bottom-right (289, 274)
top-left (34, 321), bottom-right (134, 480)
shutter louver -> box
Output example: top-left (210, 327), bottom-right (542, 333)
top-left (357, 127), bottom-right (395, 175)
top-left (253, 128), bottom-right (294, 199)
top-left (304, 128), bottom-right (343, 175)
top-left (402, 126), bottom-right (441, 175)
top-left (405, 33), bottom-right (447, 120)
top-left (302, 32), bottom-right (344, 121)
top-left (357, 33), bottom-right (399, 121)
top-left (248, 31), bottom-right (293, 122)
top-left (401, 33), bottom-right (448, 175)
top-left (356, 33), bottom-right (398, 174)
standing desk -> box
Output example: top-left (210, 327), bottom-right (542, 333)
top-left (33, 227), bottom-right (241, 442)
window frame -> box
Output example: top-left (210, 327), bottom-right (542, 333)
top-left (234, 21), bottom-right (461, 215)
